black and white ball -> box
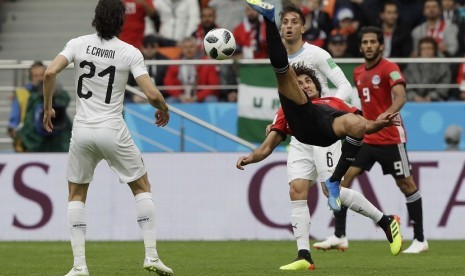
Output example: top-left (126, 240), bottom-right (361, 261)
top-left (203, 28), bottom-right (236, 60)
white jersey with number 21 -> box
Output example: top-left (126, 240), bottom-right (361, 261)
top-left (59, 33), bottom-right (148, 128)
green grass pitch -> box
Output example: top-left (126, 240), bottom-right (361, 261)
top-left (1, 240), bottom-right (464, 275)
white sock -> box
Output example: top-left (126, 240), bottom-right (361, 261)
top-left (340, 187), bottom-right (383, 222)
top-left (291, 200), bottom-right (311, 251)
top-left (68, 201), bottom-right (87, 268)
top-left (135, 192), bottom-right (159, 258)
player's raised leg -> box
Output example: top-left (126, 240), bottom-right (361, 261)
top-left (129, 174), bottom-right (174, 275)
top-left (245, 0), bottom-right (307, 105)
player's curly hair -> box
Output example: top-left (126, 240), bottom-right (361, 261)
top-left (291, 63), bottom-right (322, 98)
top-left (279, 4), bottom-right (306, 26)
top-left (92, 0), bottom-right (125, 40)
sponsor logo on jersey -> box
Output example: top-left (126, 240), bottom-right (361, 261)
top-left (326, 58), bottom-right (337, 69)
top-left (372, 75), bottom-right (381, 85)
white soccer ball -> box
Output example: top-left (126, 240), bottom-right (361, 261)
top-left (203, 28), bottom-right (236, 60)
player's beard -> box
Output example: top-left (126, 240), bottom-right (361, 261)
top-left (363, 49), bottom-right (381, 62)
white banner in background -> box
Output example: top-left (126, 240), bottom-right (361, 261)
top-left (0, 152), bottom-right (464, 241)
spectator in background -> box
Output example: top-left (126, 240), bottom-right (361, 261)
top-left (330, 7), bottom-right (360, 57)
top-left (301, 3), bottom-right (327, 47)
top-left (403, 37), bottom-right (452, 102)
top-left (119, 0), bottom-right (156, 49)
top-left (302, 0), bottom-right (333, 38)
top-left (164, 37), bottom-right (220, 103)
top-left (379, 0), bottom-right (412, 58)
top-left (411, 0), bottom-right (459, 57)
top-left (153, 0), bottom-right (200, 43)
top-left (233, 5), bottom-right (268, 59)
top-left (127, 35), bottom-right (171, 103)
top-left (325, 32), bottom-right (352, 58)
top-left (442, 0), bottom-right (465, 56)
top-left (208, 0), bottom-right (247, 31)
top-left (192, 6), bottom-right (219, 57)
top-left (8, 61), bottom-right (71, 152)
top-left (444, 125), bottom-right (463, 150)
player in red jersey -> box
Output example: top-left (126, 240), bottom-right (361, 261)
top-left (315, 26), bottom-right (428, 254)
top-left (243, 0), bottom-right (401, 213)
top-left (119, 0), bottom-right (156, 49)
top-left (236, 63), bottom-right (404, 266)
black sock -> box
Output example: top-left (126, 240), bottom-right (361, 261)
top-left (330, 136), bottom-right (363, 182)
top-left (334, 205), bottom-right (348, 238)
top-left (406, 190), bottom-right (424, 242)
top-left (298, 249), bottom-right (313, 264)
top-left (376, 215), bottom-right (391, 230)
top-left (264, 18), bottom-right (289, 72)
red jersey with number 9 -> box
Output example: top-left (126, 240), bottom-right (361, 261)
top-left (353, 58), bottom-right (407, 144)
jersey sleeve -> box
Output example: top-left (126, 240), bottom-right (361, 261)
top-left (386, 62), bottom-right (406, 88)
top-left (314, 48), bottom-right (352, 101)
top-left (270, 108), bottom-right (288, 140)
top-left (59, 38), bottom-right (79, 63)
top-left (129, 49), bottom-right (149, 79)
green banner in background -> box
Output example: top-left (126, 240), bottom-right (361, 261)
top-left (237, 62), bottom-right (358, 143)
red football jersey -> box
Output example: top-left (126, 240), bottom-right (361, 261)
top-left (270, 97), bottom-right (359, 138)
top-left (119, 0), bottom-right (154, 49)
top-left (353, 58), bottom-right (407, 144)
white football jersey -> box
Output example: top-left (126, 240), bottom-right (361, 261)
top-left (60, 33), bottom-right (148, 128)
top-left (288, 42), bottom-right (351, 99)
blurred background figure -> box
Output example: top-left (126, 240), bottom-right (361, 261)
top-left (127, 35), bottom-right (171, 103)
top-left (119, 0), bottom-right (156, 49)
top-left (444, 124), bottom-right (463, 150)
top-left (411, 0), bottom-right (459, 57)
top-left (8, 61), bottom-right (71, 152)
top-left (153, 0), bottom-right (200, 43)
top-left (378, 0), bottom-right (412, 59)
top-left (192, 6), bottom-right (219, 57)
top-left (208, 0), bottom-right (247, 31)
top-left (403, 37), bottom-right (452, 102)
top-left (163, 37), bottom-right (220, 103)
top-left (233, 5), bottom-right (268, 59)
top-left (325, 31), bottom-right (351, 58)
top-left (330, 7), bottom-right (360, 57)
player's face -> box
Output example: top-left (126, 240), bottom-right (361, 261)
top-left (359, 33), bottom-right (383, 61)
top-left (280, 12), bottom-right (305, 43)
top-left (30, 65), bottom-right (45, 86)
top-left (297, 74), bottom-right (319, 100)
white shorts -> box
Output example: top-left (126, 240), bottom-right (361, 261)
top-left (67, 125), bottom-right (146, 184)
top-left (287, 136), bottom-right (342, 184)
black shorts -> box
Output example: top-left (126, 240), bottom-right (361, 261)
top-left (352, 143), bottom-right (412, 179)
top-left (279, 92), bottom-right (346, 147)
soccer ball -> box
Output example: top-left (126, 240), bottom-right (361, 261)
top-left (203, 28), bottom-right (236, 60)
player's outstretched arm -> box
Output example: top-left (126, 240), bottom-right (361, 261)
top-left (43, 55), bottom-right (69, 133)
top-left (236, 130), bottom-right (283, 170)
top-left (135, 74), bottom-right (169, 127)
top-left (365, 112), bottom-right (400, 134)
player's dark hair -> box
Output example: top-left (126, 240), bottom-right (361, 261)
top-left (291, 63), bottom-right (322, 98)
top-left (92, 0), bottom-right (125, 40)
top-left (280, 4), bottom-right (306, 26)
top-left (29, 61), bottom-right (45, 80)
top-left (358, 26), bottom-right (384, 45)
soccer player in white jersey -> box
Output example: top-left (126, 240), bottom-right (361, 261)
top-left (274, 4), bottom-right (354, 270)
top-left (42, 1), bottom-right (173, 275)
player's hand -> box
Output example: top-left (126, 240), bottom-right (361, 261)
top-left (42, 108), bottom-right (56, 133)
top-left (154, 109), bottom-right (169, 127)
top-left (236, 156), bottom-right (251, 170)
top-left (265, 124), bottom-right (272, 136)
top-left (377, 112), bottom-right (400, 126)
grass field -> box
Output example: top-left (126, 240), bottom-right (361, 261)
top-left (1, 240), bottom-right (464, 275)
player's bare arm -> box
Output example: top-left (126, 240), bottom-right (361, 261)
top-left (377, 83), bottom-right (407, 120)
top-left (236, 130), bottom-right (283, 170)
top-left (135, 74), bottom-right (170, 127)
top-left (366, 112), bottom-right (401, 134)
top-left (42, 55), bottom-right (69, 132)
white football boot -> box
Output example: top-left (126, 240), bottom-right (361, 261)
top-left (313, 235), bottom-right (349, 251)
top-left (64, 266), bottom-right (89, 276)
top-left (143, 257), bottom-right (174, 275)
top-left (403, 239), bottom-right (429, 253)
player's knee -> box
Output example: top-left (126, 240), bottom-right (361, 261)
top-left (396, 177), bottom-right (417, 194)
